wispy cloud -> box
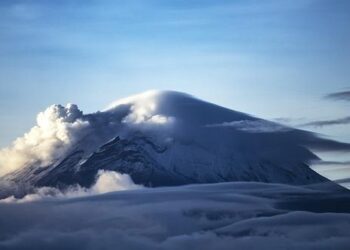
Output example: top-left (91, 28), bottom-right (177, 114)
top-left (299, 90), bottom-right (350, 128)
top-left (206, 120), bottom-right (291, 133)
top-left (325, 90), bottom-right (350, 101)
top-left (273, 117), bottom-right (306, 125)
top-left (300, 116), bottom-right (350, 128)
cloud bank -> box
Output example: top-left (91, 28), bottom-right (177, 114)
top-left (0, 182), bottom-right (349, 250)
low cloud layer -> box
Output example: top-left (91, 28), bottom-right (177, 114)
top-left (0, 182), bottom-right (349, 250)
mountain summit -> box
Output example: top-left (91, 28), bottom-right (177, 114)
top-left (1, 90), bottom-right (349, 195)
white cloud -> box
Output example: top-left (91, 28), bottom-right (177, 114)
top-left (109, 90), bottom-right (176, 126)
top-left (91, 170), bottom-right (142, 193)
top-left (1, 170), bottom-right (142, 203)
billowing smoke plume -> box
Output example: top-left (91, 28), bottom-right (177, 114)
top-left (0, 91), bottom-right (178, 178)
top-left (0, 104), bottom-right (90, 176)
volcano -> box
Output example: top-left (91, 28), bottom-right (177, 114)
top-left (1, 90), bottom-right (348, 197)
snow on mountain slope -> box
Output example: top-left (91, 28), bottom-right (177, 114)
top-left (1, 90), bottom-right (349, 197)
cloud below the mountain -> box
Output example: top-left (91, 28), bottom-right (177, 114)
top-left (0, 182), bottom-right (349, 250)
top-left (1, 170), bottom-right (143, 203)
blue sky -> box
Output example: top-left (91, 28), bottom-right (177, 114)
top-left (0, 0), bottom-right (349, 147)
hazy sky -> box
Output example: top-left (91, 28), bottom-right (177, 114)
top-left (0, 0), bottom-right (349, 147)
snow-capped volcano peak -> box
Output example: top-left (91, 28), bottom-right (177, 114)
top-left (106, 90), bottom-right (255, 127)
top-left (105, 90), bottom-right (183, 124)
top-left (1, 90), bottom-right (349, 197)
